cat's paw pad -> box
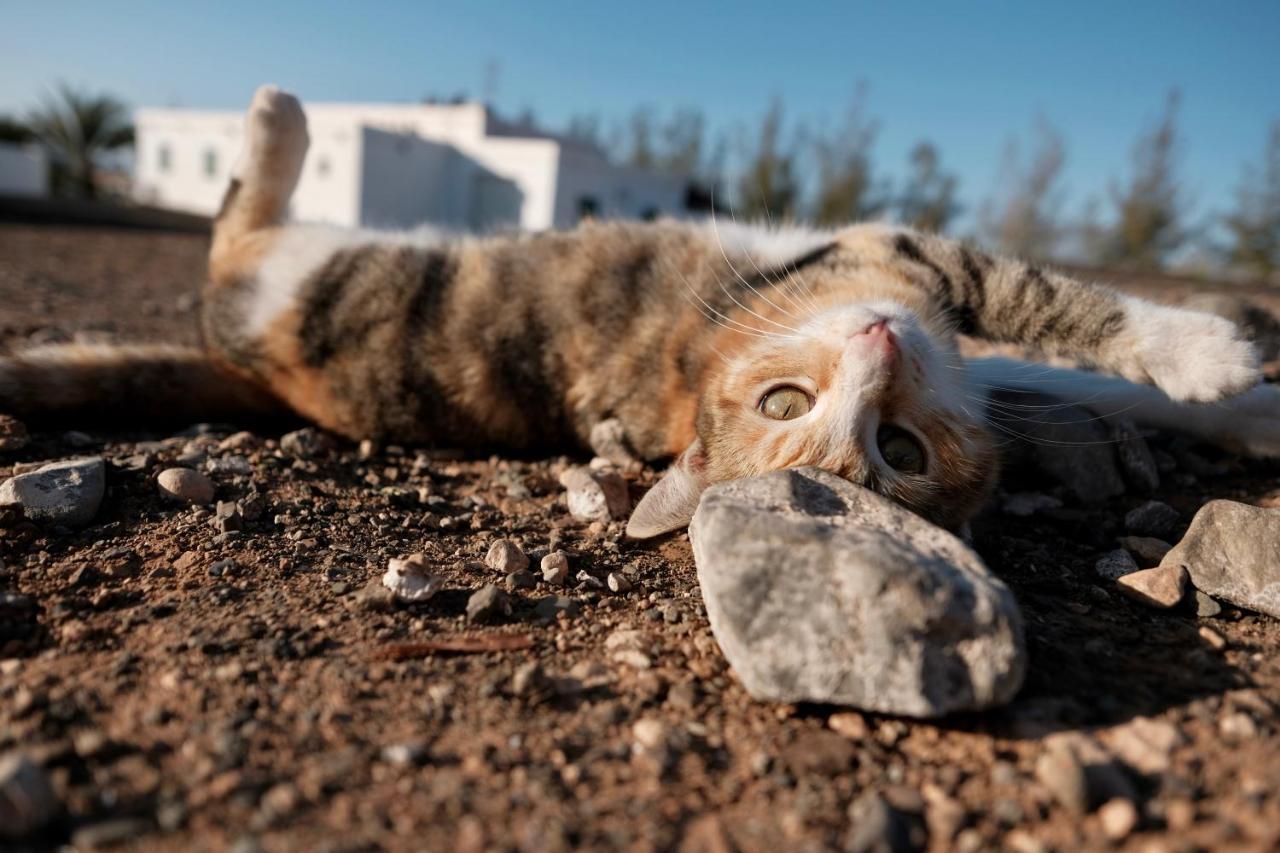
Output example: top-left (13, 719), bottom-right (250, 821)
top-left (1119, 303), bottom-right (1260, 403)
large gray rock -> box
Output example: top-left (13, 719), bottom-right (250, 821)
top-left (0, 457), bottom-right (105, 526)
top-left (690, 468), bottom-right (1026, 717)
top-left (1160, 500), bottom-right (1280, 618)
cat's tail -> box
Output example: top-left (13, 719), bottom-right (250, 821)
top-left (0, 343), bottom-right (285, 426)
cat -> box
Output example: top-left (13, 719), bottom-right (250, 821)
top-left (2, 86), bottom-right (1278, 540)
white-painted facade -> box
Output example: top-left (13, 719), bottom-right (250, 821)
top-left (0, 143), bottom-right (48, 197)
top-left (133, 101), bottom-right (689, 231)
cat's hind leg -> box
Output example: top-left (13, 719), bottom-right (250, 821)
top-left (210, 85), bottom-right (309, 282)
top-left (967, 356), bottom-right (1280, 458)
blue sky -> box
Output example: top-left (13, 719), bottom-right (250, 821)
top-left (3, 1), bottom-right (1277, 231)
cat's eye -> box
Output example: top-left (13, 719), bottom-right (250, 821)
top-left (877, 425), bottom-right (927, 475)
top-left (759, 386), bottom-right (813, 420)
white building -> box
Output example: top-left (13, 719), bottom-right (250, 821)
top-left (133, 100), bottom-right (690, 231)
top-left (0, 143), bottom-right (48, 197)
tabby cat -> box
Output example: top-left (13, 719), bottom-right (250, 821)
top-left (3, 87), bottom-right (1278, 538)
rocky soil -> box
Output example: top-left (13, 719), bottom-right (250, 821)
top-left (3, 223), bottom-right (1280, 852)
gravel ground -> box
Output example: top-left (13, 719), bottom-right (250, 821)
top-left (2, 223), bottom-right (1280, 852)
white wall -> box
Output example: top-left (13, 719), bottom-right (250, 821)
top-left (0, 143), bottom-right (48, 197)
top-left (554, 142), bottom-right (687, 227)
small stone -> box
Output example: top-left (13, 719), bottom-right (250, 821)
top-left (485, 539), bottom-right (528, 573)
top-left (691, 468), bottom-right (1025, 716)
top-left (0, 415), bottom-right (28, 452)
top-left (357, 439), bottom-right (377, 460)
top-left (1124, 500), bottom-right (1181, 540)
top-left (279, 428), bottom-right (326, 459)
top-left (540, 551), bottom-right (570, 586)
top-left (828, 712), bottom-right (870, 740)
top-left (576, 571), bottom-right (604, 590)
top-left (1118, 536), bottom-right (1173, 566)
top-left (1195, 591), bottom-right (1223, 618)
top-left (1001, 492), bottom-right (1062, 518)
top-left (512, 661), bottom-right (552, 699)
top-left (1104, 717), bottom-right (1182, 774)
top-left (844, 791), bottom-right (926, 853)
top-left (1219, 711), bottom-right (1258, 741)
top-left (606, 572), bottom-right (632, 593)
top-left (1115, 564), bottom-right (1188, 609)
top-left (258, 782), bottom-right (300, 818)
top-left (0, 457), bottom-right (105, 526)
top-left (1035, 744), bottom-right (1088, 815)
top-left (588, 418), bottom-right (639, 466)
top-left (1095, 549), bottom-right (1139, 581)
top-left (0, 752), bottom-right (59, 839)
top-left (631, 718), bottom-right (671, 754)
top-left (784, 730), bottom-right (856, 776)
top-left (505, 569), bottom-right (536, 592)
top-left (1159, 500), bottom-right (1280, 619)
top-left (1198, 625), bottom-right (1227, 650)
top-left (466, 585), bottom-right (510, 624)
top-left (382, 554), bottom-right (443, 603)
top-left (353, 578), bottom-right (396, 612)
top-left (157, 467), bottom-right (215, 505)
top-left (381, 742), bottom-right (426, 767)
top-left (534, 595), bottom-right (579, 621)
top-left (213, 500), bottom-right (243, 533)
top-left (559, 465), bottom-right (630, 521)
top-left (1098, 798), bottom-right (1138, 840)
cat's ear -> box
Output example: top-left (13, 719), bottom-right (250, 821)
top-left (626, 440), bottom-right (710, 539)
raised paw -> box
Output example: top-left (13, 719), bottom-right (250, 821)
top-left (1114, 300), bottom-right (1260, 403)
top-left (238, 84), bottom-right (309, 182)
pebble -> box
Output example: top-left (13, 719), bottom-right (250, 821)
top-left (631, 718), bottom-right (671, 754)
top-left (279, 428), bottom-right (326, 459)
top-left (511, 661), bottom-right (553, 699)
top-left (588, 418), bottom-right (639, 466)
top-left (0, 752), bottom-right (59, 839)
top-left (156, 467), bottom-right (215, 505)
top-left (534, 595), bottom-right (579, 621)
top-left (1098, 798), bottom-right (1138, 840)
top-left (505, 569), bottom-right (537, 592)
top-left (606, 572), bottom-right (632, 593)
top-left (1124, 500), bottom-right (1181, 540)
top-left (1118, 535), bottom-right (1173, 566)
top-left (576, 571), bottom-right (604, 591)
top-left (559, 465), bottom-right (630, 521)
top-left (466, 585), bottom-right (510, 623)
top-left (1104, 717), bottom-right (1182, 774)
top-left (1159, 500), bottom-right (1280, 618)
top-left (1035, 743), bottom-right (1088, 815)
top-left (352, 578), bottom-right (396, 612)
top-left (844, 791), bottom-right (926, 853)
top-left (1115, 564), bottom-right (1188, 609)
top-left (691, 468), bottom-right (1025, 716)
top-left (0, 415), bottom-right (28, 452)
top-left (1198, 625), bottom-right (1227, 650)
top-left (540, 551), bottom-right (570, 586)
top-left (0, 457), bottom-right (105, 526)
top-left (485, 539), bottom-right (528, 573)
top-left (1219, 711), bottom-right (1258, 741)
top-left (1195, 591), bottom-right (1223, 618)
top-left (1111, 418), bottom-right (1160, 494)
top-left (382, 554), bottom-right (443, 603)
top-left (71, 818), bottom-right (152, 849)
top-left (213, 500), bottom-right (243, 533)
top-left (380, 742), bottom-right (427, 767)
top-left (827, 711), bottom-right (870, 740)
top-left (1094, 549), bottom-right (1139, 581)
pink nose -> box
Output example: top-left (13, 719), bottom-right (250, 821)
top-left (854, 318), bottom-right (898, 358)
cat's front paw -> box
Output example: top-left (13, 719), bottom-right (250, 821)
top-left (1115, 301), bottom-right (1260, 403)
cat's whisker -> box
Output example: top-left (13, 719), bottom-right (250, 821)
top-left (720, 197), bottom-right (823, 320)
top-left (705, 198), bottom-right (807, 334)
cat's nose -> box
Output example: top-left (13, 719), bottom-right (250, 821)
top-left (851, 318), bottom-right (898, 359)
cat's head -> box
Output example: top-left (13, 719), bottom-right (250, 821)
top-left (627, 300), bottom-right (998, 537)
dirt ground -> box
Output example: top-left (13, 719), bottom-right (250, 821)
top-left (2, 223), bottom-right (1280, 852)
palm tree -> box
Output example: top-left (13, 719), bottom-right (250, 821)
top-left (28, 84), bottom-right (134, 198)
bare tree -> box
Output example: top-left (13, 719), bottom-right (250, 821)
top-left (1102, 90), bottom-right (1188, 268)
top-left (623, 107), bottom-right (657, 170)
top-left (896, 141), bottom-right (960, 233)
top-left (656, 108), bottom-right (705, 176)
top-left (980, 118), bottom-right (1067, 258)
top-left (1223, 120), bottom-right (1280, 278)
top-left (734, 99), bottom-right (802, 222)
top-left (811, 85), bottom-right (887, 226)
top-left (27, 83), bottom-right (133, 198)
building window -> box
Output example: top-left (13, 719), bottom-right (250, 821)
top-left (640, 207), bottom-right (659, 222)
top-left (203, 149), bottom-right (218, 178)
top-left (316, 155), bottom-right (331, 178)
top-left (577, 196), bottom-right (600, 222)
top-left (157, 144), bottom-right (172, 173)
